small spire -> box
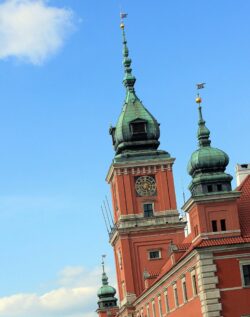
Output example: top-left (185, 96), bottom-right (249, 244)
top-left (195, 90), bottom-right (211, 147)
top-left (101, 254), bottom-right (108, 285)
top-left (120, 20), bottom-right (136, 92)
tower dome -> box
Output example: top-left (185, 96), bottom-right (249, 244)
top-left (97, 258), bottom-right (117, 311)
top-left (187, 102), bottom-right (232, 196)
top-left (109, 24), bottom-right (167, 161)
top-left (97, 271), bottom-right (116, 298)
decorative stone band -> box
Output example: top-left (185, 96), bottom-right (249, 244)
top-left (106, 158), bottom-right (175, 183)
top-left (197, 252), bottom-right (222, 317)
top-left (115, 164), bottom-right (172, 176)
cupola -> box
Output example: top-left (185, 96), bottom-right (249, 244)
top-left (187, 97), bottom-right (233, 196)
top-left (97, 258), bottom-right (117, 310)
top-left (109, 23), bottom-right (165, 160)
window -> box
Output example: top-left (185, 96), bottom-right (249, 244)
top-left (173, 284), bottom-right (179, 307)
top-left (164, 291), bottom-right (170, 313)
top-left (212, 220), bottom-right (218, 232)
top-left (158, 296), bottom-right (163, 317)
top-left (241, 264), bottom-right (250, 286)
top-left (220, 219), bottom-right (226, 231)
top-left (207, 185), bottom-right (213, 193)
top-left (131, 121), bottom-right (147, 134)
top-left (191, 272), bottom-right (198, 296)
top-left (182, 279), bottom-right (188, 302)
top-left (144, 203), bottom-right (154, 217)
top-left (152, 301), bottom-right (156, 317)
top-left (217, 184), bottom-right (222, 191)
top-left (149, 250), bottom-right (161, 260)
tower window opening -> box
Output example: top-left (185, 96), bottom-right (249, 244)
top-left (212, 220), bottom-right (218, 232)
top-left (148, 250), bottom-right (161, 260)
top-left (217, 184), bottom-right (222, 191)
top-left (131, 122), bottom-right (147, 134)
top-left (242, 264), bottom-right (250, 286)
top-left (143, 203), bottom-right (154, 217)
top-left (241, 164), bottom-right (248, 168)
top-left (220, 219), bottom-right (226, 231)
top-left (207, 185), bottom-right (213, 193)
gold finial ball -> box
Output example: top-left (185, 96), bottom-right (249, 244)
top-left (120, 22), bottom-right (125, 29)
top-left (196, 96), bottom-right (202, 104)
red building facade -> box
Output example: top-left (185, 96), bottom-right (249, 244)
top-left (96, 23), bottom-right (250, 317)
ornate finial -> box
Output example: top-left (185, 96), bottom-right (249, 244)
top-left (119, 13), bottom-right (136, 92)
top-left (101, 255), bottom-right (108, 285)
top-left (195, 83), bottom-right (211, 147)
top-left (101, 254), bottom-right (106, 273)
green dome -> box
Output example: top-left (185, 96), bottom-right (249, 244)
top-left (97, 284), bottom-right (116, 297)
top-left (113, 91), bottom-right (160, 154)
top-left (188, 146), bottom-right (229, 176)
top-left (187, 104), bottom-right (232, 196)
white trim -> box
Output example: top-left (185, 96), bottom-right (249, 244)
top-left (220, 286), bottom-right (242, 291)
top-left (192, 230), bottom-right (241, 243)
top-left (182, 191), bottom-right (241, 212)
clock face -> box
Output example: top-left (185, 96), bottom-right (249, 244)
top-left (135, 176), bottom-right (156, 197)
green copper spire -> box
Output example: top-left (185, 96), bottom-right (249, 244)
top-left (109, 22), bottom-right (170, 162)
top-left (121, 25), bottom-right (136, 92)
top-left (197, 104), bottom-right (211, 147)
top-left (187, 97), bottom-right (233, 196)
top-left (97, 256), bottom-right (117, 310)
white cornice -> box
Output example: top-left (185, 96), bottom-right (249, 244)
top-left (182, 191), bottom-right (241, 212)
top-left (106, 158), bottom-right (175, 183)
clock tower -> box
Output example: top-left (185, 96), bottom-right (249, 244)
top-left (106, 23), bottom-right (185, 312)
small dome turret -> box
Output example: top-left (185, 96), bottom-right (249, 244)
top-left (97, 256), bottom-right (117, 311)
top-left (187, 100), bottom-right (232, 196)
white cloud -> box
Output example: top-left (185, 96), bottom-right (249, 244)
top-left (0, 266), bottom-right (117, 317)
top-left (0, 0), bottom-right (75, 65)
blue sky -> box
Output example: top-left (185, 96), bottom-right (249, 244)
top-left (0, 0), bottom-right (249, 316)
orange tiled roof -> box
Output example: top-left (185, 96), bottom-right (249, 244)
top-left (197, 236), bottom-right (250, 247)
top-left (237, 175), bottom-right (250, 237)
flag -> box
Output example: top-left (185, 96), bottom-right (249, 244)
top-left (120, 13), bottom-right (128, 19)
top-left (196, 83), bottom-right (206, 89)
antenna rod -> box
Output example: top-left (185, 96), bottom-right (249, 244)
top-left (101, 205), bottom-right (110, 235)
top-left (105, 195), bottom-right (114, 225)
top-left (103, 200), bottom-right (112, 230)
